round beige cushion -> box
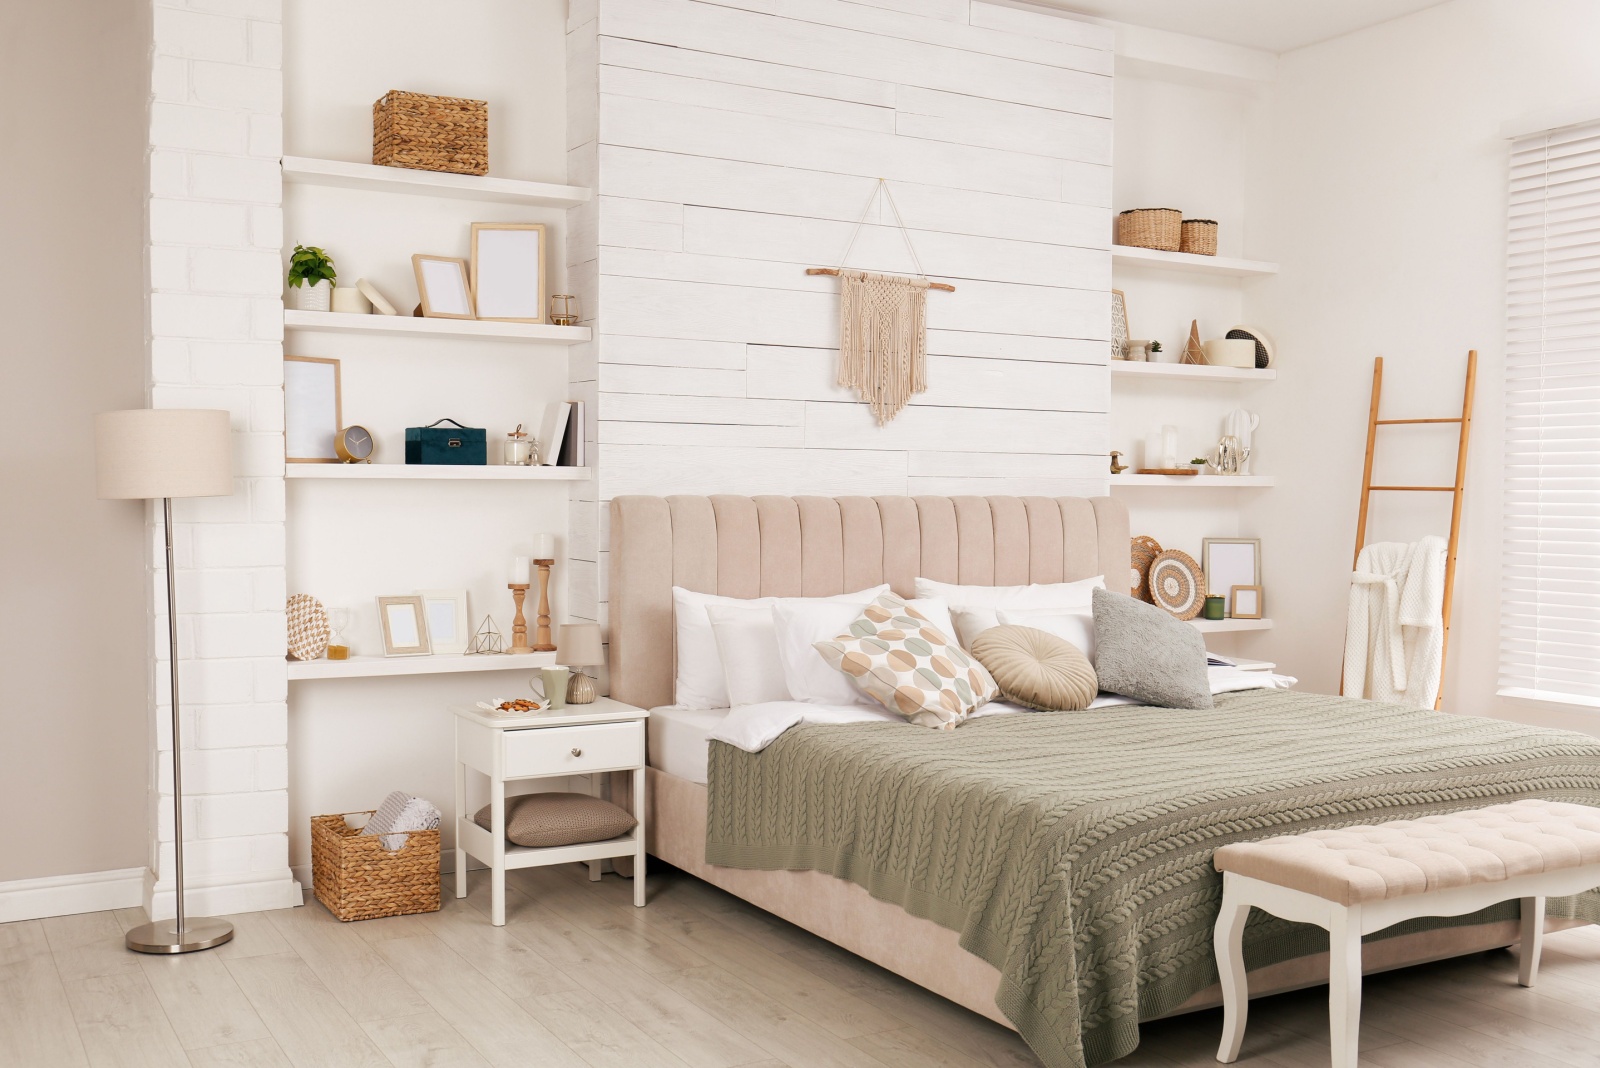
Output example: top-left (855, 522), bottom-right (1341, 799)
top-left (970, 625), bottom-right (1097, 712)
top-left (474, 793), bottom-right (637, 849)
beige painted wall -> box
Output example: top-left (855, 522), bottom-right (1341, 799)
top-left (0, 0), bottom-right (152, 881)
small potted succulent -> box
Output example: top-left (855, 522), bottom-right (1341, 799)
top-left (287, 244), bottom-right (337, 311)
top-left (1148, 340), bottom-right (1165, 363)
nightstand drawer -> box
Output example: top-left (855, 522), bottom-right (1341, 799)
top-left (502, 722), bottom-right (643, 778)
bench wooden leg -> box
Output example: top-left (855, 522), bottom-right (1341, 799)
top-left (1328, 906), bottom-right (1363, 1068)
top-left (1519, 895), bottom-right (1545, 988)
top-left (1214, 878), bottom-right (1252, 1063)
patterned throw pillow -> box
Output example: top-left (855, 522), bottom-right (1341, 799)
top-left (813, 592), bottom-right (998, 729)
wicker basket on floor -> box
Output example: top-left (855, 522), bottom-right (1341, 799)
top-left (1116, 208), bottom-right (1182, 251)
top-left (311, 812), bottom-right (441, 921)
top-left (372, 90), bottom-right (488, 176)
top-left (1181, 219), bottom-right (1219, 256)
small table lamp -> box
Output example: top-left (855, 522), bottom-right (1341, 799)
top-left (96, 409), bottom-right (236, 955)
top-left (556, 623), bottom-right (604, 704)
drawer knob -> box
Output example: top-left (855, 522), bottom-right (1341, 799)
top-left (571, 747), bottom-right (583, 757)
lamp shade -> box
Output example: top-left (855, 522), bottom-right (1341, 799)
top-left (96, 409), bottom-right (233, 500)
top-left (556, 623), bottom-right (603, 667)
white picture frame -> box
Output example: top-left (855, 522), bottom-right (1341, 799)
top-left (1202, 538), bottom-right (1261, 603)
top-left (412, 254), bottom-right (475, 319)
top-left (417, 589), bottom-right (470, 656)
top-left (283, 355), bottom-right (342, 463)
top-left (471, 222), bottom-right (547, 323)
top-left (376, 595), bottom-right (431, 656)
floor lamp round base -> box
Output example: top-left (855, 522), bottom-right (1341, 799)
top-left (125, 917), bottom-right (235, 954)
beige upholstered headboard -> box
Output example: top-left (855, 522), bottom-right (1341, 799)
top-left (607, 495), bottom-right (1129, 710)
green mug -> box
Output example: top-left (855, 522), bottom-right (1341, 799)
top-left (530, 666), bottom-right (570, 710)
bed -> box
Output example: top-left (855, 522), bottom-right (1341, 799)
top-left (609, 494), bottom-right (1600, 1068)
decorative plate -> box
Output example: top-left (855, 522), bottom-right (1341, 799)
top-left (1148, 550), bottom-right (1205, 620)
top-left (1130, 536), bottom-right (1163, 602)
top-left (286, 594), bottom-right (330, 661)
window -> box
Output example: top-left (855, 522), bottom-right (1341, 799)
top-left (1502, 119), bottom-right (1600, 706)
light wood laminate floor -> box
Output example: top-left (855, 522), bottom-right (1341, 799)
top-left (7, 861), bottom-right (1600, 1068)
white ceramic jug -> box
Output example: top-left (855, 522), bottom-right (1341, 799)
top-left (1225, 409), bottom-right (1260, 474)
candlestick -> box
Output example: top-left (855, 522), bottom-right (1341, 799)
top-left (510, 555), bottom-right (530, 585)
top-left (532, 559), bottom-right (556, 651)
top-left (507, 583), bottom-right (533, 654)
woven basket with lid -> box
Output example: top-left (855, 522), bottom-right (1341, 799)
top-left (373, 90), bottom-right (488, 176)
top-left (1116, 208), bottom-right (1182, 251)
top-left (311, 812), bottom-right (440, 921)
top-left (1181, 219), bottom-right (1219, 256)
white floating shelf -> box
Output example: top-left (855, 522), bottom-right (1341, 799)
top-left (287, 651), bottom-right (556, 681)
top-left (284, 309), bottom-right (590, 344)
top-left (1112, 244), bottom-right (1279, 278)
top-left (1111, 361), bottom-right (1275, 382)
top-left (286, 464), bottom-right (589, 481)
top-left (1190, 618), bottom-right (1275, 633)
top-left (1110, 474), bottom-right (1275, 487)
top-left (281, 155), bottom-right (592, 208)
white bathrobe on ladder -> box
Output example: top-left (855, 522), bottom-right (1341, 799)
top-left (1343, 536), bottom-right (1449, 709)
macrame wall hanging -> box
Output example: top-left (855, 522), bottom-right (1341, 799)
top-left (806, 180), bottom-right (954, 425)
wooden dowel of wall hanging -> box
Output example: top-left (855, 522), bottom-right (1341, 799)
top-left (805, 267), bottom-right (956, 292)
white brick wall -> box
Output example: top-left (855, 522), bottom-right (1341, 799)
top-left (146, 0), bottom-right (297, 919)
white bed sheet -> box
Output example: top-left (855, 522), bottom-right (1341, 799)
top-left (647, 705), bottom-right (730, 784)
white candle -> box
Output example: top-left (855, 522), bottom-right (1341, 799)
top-left (511, 555), bottom-right (530, 584)
top-left (533, 534), bottom-right (555, 561)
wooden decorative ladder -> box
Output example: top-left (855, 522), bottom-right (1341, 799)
top-left (1349, 351), bottom-right (1478, 709)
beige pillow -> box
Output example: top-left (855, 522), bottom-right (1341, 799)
top-left (473, 793), bottom-right (636, 849)
top-left (813, 591), bottom-right (998, 730)
top-left (970, 625), bottom-right (1097, 712)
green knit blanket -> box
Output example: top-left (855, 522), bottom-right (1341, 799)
top-left (704, 690), bottom-right (1600, 1068)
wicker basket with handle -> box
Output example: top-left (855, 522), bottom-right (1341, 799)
top-left (310, 811), bottom-right (441, 921)
top-left (1180, 219), bottom-right (1219, 256)
top-left (1116, 208), bottom-right (1182, 251)
top-left (372, 90), bottom-right (488, 176)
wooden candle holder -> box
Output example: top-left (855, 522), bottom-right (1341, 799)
top-left (532, 560), bottom-right (556, 651)
top-left (507, 583), bottom-right (533, 654)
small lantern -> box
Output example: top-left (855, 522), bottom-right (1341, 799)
top-left (549, 294), bottom-right (580, 326)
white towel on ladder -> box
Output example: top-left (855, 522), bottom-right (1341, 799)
top-left (1343, 536), bottom-right (1448, 708)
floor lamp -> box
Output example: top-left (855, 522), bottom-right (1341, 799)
top-left (96, 408), bottom-right (237, 954)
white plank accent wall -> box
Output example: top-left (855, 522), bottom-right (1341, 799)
top-left (566, 0), bottom-right (1114, 633)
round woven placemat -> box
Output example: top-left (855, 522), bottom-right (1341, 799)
top-left (1130, 536), bottom-right (1162, 602)
top-left (1149, 550), bottom-right (1205, 620)
top-left (287, 594), bottom-right (330, 661)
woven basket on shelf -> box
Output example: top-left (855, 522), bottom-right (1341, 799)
top-left (372, 90), bottom-right (488, 176)
top-left (1180, 219), bottom-right (1219, 256)
top-left (1116, 208), bottom-right (1182, 251)
top-left (311, 812), bottom-right (440, 921)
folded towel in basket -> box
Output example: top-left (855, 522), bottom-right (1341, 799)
top-left (361, 790), bottom-right (441, 851)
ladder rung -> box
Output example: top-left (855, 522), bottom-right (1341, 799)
top-left (1367, 485), bottom-right (1457, 492)
top-left (1375, 418), bottom-right (1463, 425)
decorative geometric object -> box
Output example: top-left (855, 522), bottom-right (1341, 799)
top-left (1183, 319), bottom-right (1207, 365)
top-left (1148, 549), bottom-right (1206, 620)
top-left (1130, 535), bottom-right (1162, 603)
top-left (286, 594), bottom-right (331, 661)
top-left (468, 615), bottom-right (506, 655)
top-left (1111, 289), bottom-right (1129, 359)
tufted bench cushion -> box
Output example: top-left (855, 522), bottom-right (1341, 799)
top-left (1213, 799), bottom-right (1600, 907)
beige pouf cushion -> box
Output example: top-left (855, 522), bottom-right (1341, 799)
top-left (1213, 799), bottom-right (1600, 906)
top-left (473, 793), bottom-right (637, 849)
top-left (969, 625), bottom-right (1097, 712)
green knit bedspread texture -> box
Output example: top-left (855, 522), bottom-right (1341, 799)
top-left (703, 690), bottom-right (1600, 1068)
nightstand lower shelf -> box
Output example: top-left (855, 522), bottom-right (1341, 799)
top-left (455, 818), bottom-right (639, 869)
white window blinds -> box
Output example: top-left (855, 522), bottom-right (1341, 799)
top-left (1502, 119), bottom-right (1600, 707)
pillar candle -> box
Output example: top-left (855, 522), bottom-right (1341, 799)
top-left (533, 533), bottom-right (555, 561)
top-left (511, 555), bottom-right (530, 584)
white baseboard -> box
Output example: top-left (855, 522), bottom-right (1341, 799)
top-left (144, 867), bottom-right (302, 921)
top-left (0, 867), bottom-right (145, 923)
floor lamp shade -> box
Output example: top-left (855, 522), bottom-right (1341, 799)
top-left (96, 409), bottom-right (233, 500)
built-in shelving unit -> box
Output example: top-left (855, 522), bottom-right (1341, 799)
top-left (1112, 244), bottom-right (1279, 278)
top-left (283, 309), bottom-right (590, 344)
top-left (286, 651), bottom-right (557, 682)
top-left (281, 155), bottom-right (591, 208)
top-left (285, 464), bottom-right (589, 481)
top-left (1190, 618), bottom-right (1274, 634)
top-left (1111, 473), bottom-right (1274, 488)
top-left (1110, 361), bottom-right (1275, 382)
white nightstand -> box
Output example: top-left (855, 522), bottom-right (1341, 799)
top-left (452, 697), bottom-right (649, 924)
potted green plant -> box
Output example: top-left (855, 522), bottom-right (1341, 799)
top-left (1149, 340), bottom-right (1165, 363)
top-left (287, 244), bottom-right (337, 312)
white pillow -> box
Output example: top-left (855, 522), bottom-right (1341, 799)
top-left (915, 575), bottom-right (1105, 649)
top-left (672, 585), bottom-right (890, 709)
top-left (772, 597), bottom-right (958, 706)
top-left (705, 604), bottom-right (792, 707)
top-left (996, 607), bottom-right (1097, 662)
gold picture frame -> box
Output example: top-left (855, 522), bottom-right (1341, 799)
top-left (470, 222), bottom-right (547, 323)
top-left (283, 355), bottom-right (342, 463)
top-left (411, 254), bottom-right (475, 319)
top-left (376, 595), bottom-right (432, 657)
top-left (1230, 585), bottom-right (1263, 620)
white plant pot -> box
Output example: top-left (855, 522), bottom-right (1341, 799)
top-left (292, 279), bottom-right (332, 312)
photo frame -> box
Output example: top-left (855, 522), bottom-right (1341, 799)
top-left (417, 589), bottom-right (469, 656)
top-left (1230, 585), bottom-right (1263, 620)
top-left (376, 595), bottom-right (432, 656)
top-left (470, 222), bottom-right (547, 323)
top-left (1110, 289), bottom-right (1129, 359)
top-left (283, 355), bottom-right (342, 463)
top-left (1202, 538), bottom-right (1261, 602)
top-left (412, 254), bottom-right (475, 319)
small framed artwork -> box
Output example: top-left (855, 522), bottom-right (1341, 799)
top-left (412, 254), bottom-right (475, 319)
top-left (1202, 538), bottom-right (1260, 602)
top-left (1110, 289), bottom-right (1129, 359)
top-left (283, 356), bottom-right (342, 463)
top-left (376, 595), bottom-right (432, 656)
top-left (417, 589), bottom-right (469, 656)
top-left (1230, 585), bottom-right (1263, 620)
top-left (471, 222), bottom-right (546, 323)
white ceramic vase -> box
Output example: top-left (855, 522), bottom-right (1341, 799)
top-left (293, 279), bottom-right (332, 312)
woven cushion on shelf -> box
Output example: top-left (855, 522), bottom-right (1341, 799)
top-left (474, 793), bottom-right (637, 849)
top-left (970, 625), bottom-right (1097, 712)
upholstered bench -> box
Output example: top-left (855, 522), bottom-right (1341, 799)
top-left (1211, 799), bottom-right (1600, 1067)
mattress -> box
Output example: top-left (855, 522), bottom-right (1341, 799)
top-left (646, 705), bottom-right (728, 784)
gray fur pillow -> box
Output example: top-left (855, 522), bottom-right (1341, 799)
top-left (1091, 587), bottom-right (1213, 709)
